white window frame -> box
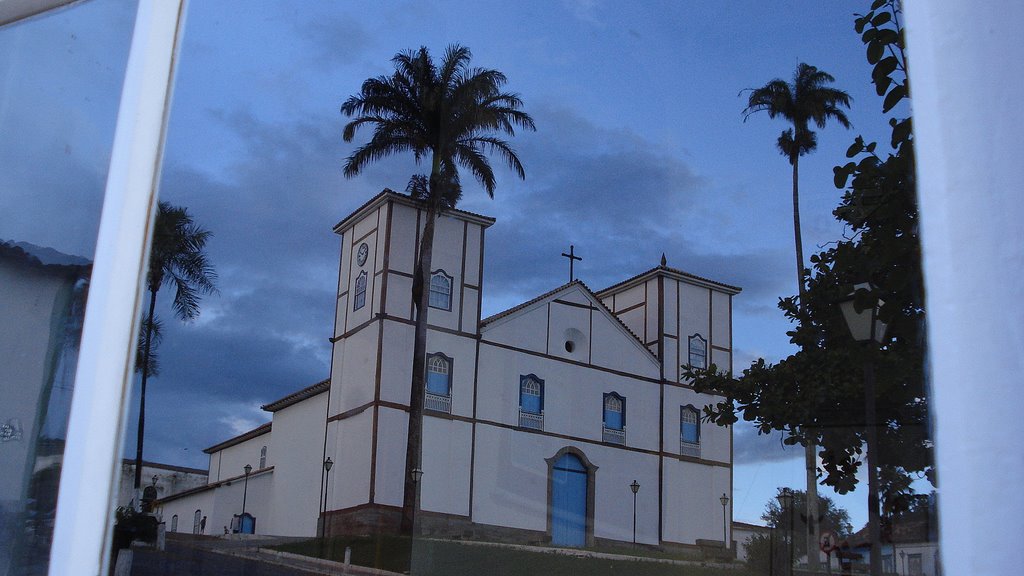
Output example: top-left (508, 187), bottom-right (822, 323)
top-left (428, 269), bottom-right (452, 310)
top-left (688, 333), bottom-right (707, 370)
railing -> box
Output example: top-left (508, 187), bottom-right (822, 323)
top-left (424, 392), bottom-right (451, 414)
top-left (680, 440), bottom-right (701, 458)
top-left (602, 426), bottom-right (625, 445)
top-left (519, 410), bottom-right (544, 430)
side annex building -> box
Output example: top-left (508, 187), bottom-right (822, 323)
top-left (158, 190), bottom-right (741, 551)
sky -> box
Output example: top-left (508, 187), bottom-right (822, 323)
top-left (0, 0), bottom-right (912, 529)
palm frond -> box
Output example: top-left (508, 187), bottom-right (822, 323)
top-left (340, 45), bottom-right (534, 207)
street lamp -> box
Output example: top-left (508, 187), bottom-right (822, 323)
top-left (321, 457), bottom-right (334, 541)
top-left (152, 475), bottom-right (158, 486)
top-left (839, 283), bottom-right (889, 576)
top-left (630, 480), bottom-right (640, 545)
top-left (720, 493), bottom-right (730, 549)
top-left (777, 488), bottom-right (794, 576)
top-left (241, 463), bottom-right (252, 520)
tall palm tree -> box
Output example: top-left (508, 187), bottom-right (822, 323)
top-left (341, 44), bottom-right (534, 535)
top-left (742, 63), bottom-right (851, 569)
top-left (133, 202), bottom-right (217, 501)
top-left (742, 62), bottom-right (852, 303)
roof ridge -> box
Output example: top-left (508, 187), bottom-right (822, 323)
top-left (261, 378), bottom-right (330, 412)
top-left (480, 280), bottom-right (656, 364)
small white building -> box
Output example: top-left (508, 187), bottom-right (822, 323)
top-left (159, 190), bottom-right (740, 551)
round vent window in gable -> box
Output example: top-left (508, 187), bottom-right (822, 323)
top-left (562, 327), bottom-right (586, 357)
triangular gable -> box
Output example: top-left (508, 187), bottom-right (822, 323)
top-left (481, 281), bottom-right (660, 377)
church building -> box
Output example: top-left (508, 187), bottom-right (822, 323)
top-left (158, 189), bottom-right (740, 551)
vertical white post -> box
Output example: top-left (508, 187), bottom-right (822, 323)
top-left (904, 2), bottom-right (1024, 575)
top-left (48, 1), bottom-right (186, 575)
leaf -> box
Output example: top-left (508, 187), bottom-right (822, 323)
top-left (867, 40), bottom-right (884, 64)
top-left (871, 11), bottom-right (892, 26)
top-left (862, 28), bottom-right (878, 43)
top-left (846, 137), bottom-right (864, 158)
top-left (876, 28), bottom-right (899, 45)
top-left (890, 118), bottom-right (912, 147)
top-left (883, 84), bottom-right (907, 113)
top-left (865, 142), bottom-right (877, 154)
top-left (833, 163), bottom-right (855, 188)
top-left (871, 0), bottom-right (887, 9)
top-left (854, 15), bottom-right (869, 34)
top-left (876, 55), bottom-right (899, 76)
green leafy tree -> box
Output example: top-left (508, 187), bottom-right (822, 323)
top-left (133, 202), bottom-right (217, 497)
top-left (691, 3), bottom-right (925, 575)
top-left (340, 44), bottom-right (534, 535)
top-left (744, 489), bottom-right (853, 575)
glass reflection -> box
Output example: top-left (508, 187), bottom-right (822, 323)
top-left (0, 0), bottom-right (138, 573)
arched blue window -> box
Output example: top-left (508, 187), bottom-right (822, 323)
top-left (353, 270), bottom-right (367, 311)
top-left (680, 405), bottom-right (701, 457)
top-left (424, 353), bottom-right (453, 413)
top-left (688, 333), bottom-right (707, 369)
top-left (429, 270), bottom-right (452, 310)
top-left (259, 445), bottom-right (267, 469)
top-left (171, 514), bottom-right (178, 533)
top-left (426, 354), bottom-right (451, 395)
top-left (519, 375), bottom-right (544, 429)
top-left (602, 393), bottom-right (625, 444)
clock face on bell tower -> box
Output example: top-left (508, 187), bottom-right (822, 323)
top-left (356, 242), bottom-right (368, 266)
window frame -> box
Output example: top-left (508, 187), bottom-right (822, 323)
top-left (680, 405), bottom-right (700, 446)
top-left (602, 392), bottom-right (625, 430)
top-left (519, 374), bottom-right (544, 415)
top-left (688, 333), bottom-right (707, 370)
top-left (425, 352), bottom-right (453, 397)
top-left (428, 269), bottom-right (453, 311)
top-left (352, 269), bottom-right (367, 311)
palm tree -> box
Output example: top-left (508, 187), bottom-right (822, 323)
top-left (742, 63), bottom-right (851, 569)
top-left (133, 202), bottom-right (217, 502)
top-left (341, 44), bottom-right (534, 534)
top-left (742, 62), bottom-right (852, 303)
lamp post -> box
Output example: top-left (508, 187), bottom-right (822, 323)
top-left (630, 480), bottom-right (640, 545)
top-left (839, 283), bottom-right (888, 576)
top-left (241, 461), bottom-right (251, 516)
top-left (720, 493), bottom-right (730, 549)
top-left (152, 475), bottom-right (158, 486)
top-left (411, 467), bottom-right (423, 524)
top-left (777, 488), bottom-right (794, 576)
top-left (321, 457), bottom-right (334, 540)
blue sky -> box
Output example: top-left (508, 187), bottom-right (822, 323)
top-left (0, 0), bottom-right (910, 528)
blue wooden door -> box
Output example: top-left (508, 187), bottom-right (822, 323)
top-left (551, 453), bottom-right (587, 547)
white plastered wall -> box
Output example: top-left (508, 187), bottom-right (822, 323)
top-left (209, 431), bottom-right (270, 483)
top-left (662, 459), bottom-right (731, 545)
top-left (268, 392), bottom-right (327, 537)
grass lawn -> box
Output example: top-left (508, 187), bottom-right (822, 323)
top-left (273, 535), bottom-right (753, 576)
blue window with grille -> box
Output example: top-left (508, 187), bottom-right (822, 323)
top-left (426, 353), bottom-right (451, 395)
top-left (519, 375), bottom-right (544, 429)
top-left (603, 393), bottom-right (624, 430)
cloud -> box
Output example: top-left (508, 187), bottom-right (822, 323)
top-left (733, 422), bottom-right (807, 465)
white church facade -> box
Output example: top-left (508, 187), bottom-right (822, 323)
top-left (158, 189), bottom-right (740, 551)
